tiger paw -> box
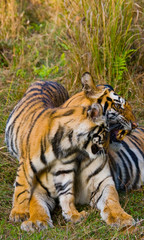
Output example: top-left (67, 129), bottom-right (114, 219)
top-left (63, 210), bottom-right (87, 223)
top-left (21, 218), bottom-right (54, 232)
top-left (9, 208), bottom-right (29, 222)
top-left (104, 210), bottom-right (135, 227)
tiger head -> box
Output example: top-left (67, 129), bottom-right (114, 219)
top-left (63, 72), bottom-right (137, 142)
top-left (75, 103), bottom-right (109, 159)
top-left (81, 72), bottom-right (137, 141)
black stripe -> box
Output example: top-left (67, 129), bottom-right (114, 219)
top-left (6, 97), bottom-right (48, 143)
top-left (62, 109), bottom-right (75, 116)
top-left (50, 82), bottom-right (69, 104)
top-left (54, 169), bottom-right (75, 176)
top-left (95, 190), bottom-right (104, 205)
top-left (58, 188), bottom-right (72, 197)
top-left (62, 158), bottom-right (76, 165)
top-left (68, 130), bottom-right (73, 145)
top-left (36, 175), bottom-right (51, 197)
top-left (80, 150), bottom-right (105, 172)
top-left (82, 107), bottom-right (87, 115)
top-left (97, 98), bottom-right (102, 104)
top-left (51, 126), bottom-right (64, 158)
top-left (90, 176), bottom-right (111, 201)
top-left (49, 110), bottom-right (57, 118)
top-left (117, 151), bottom-right (131, 189)
top-left (64, 148), bottom-right (79, 158)
top-left (15, 182), bottom-right (23, 187)
top-left (19, 198), bottom-right (29, 205)
top-left (82, 126), bottom-right (98, 144)
top-left (8, 125), bottom-right (17, 156)
top-left (120, 149), bottom-right (133, 176)
top-left (106, 97), bottom-right (112, 102)
top-left (128, 137), bottom-right (144, 157)
top-left (108, 152), bottom-right (122, 190)
top-left (130, 134), bottom-right (140, 142)
top-left (26, 108), bottom-right (48, 150)
top-left (64, 95), bottom-right (81, 107)
top-left (45, 201), bottom-right (55, 212)
top-left (30, 161), bottom-right (37, 174)
top-left (55, 181), bottom-right (72, 193)
top-left (96, 84), bottom-right (114, 91)
top-left (27, 81), bottom-right (68, 106)
top-left (87, 158), bottom-right (107, 182)
top-left (25, 87), bottom-right (42, 95)
top-left (120, 149), bottom-right (133, 177)
top-left (103, 101), bottom-right (109, 115)
top-left (15, 107), bottom-right (41, 158)
top-left (96, 184), bottom-right (110, 205)
top-left (40, 141), bottom-right (47, 165)
top-left (17, 190), bottom-right (29, 199)
top-left (83, 136), bottom-right (91, 149)
top-left (122, 141), bottom-right (140, 188)
top-left (22, 164), bottom-right (32, 187)
top-left (139, 127), bottom-right (144, 133)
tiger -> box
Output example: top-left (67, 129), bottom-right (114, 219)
top-left (5, 80), bottom-right (111, 230)
top-left (20, 108), bottom-right (110, 232)
top-left (5, 73), bottom-right (138, 231)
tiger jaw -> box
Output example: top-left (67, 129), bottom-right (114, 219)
top-left (109, 119), bottom-right (133, 142)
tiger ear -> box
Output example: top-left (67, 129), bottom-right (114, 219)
top-left (87, 104), bottom-right (103, 122)
top-left (81, 72), bottom-right (106, 98)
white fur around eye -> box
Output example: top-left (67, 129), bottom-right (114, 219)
top-left (120, 98), bottom-right (125, 109)
top-left (93, 138), bottom-right (99, 144)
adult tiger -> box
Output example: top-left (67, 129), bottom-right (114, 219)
top-left (61, 73), bottom-right (143, 225)
top-left (5, 74), bottom-right (138, 231)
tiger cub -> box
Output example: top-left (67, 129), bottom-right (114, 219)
top-left (5, 80), bottom-right (109, 230)
top-left (20, 110), bottom-right (109, 232)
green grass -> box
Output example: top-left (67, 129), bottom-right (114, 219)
top-left (0, 0), bottom-right (144, 239)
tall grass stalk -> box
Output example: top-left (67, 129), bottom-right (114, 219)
top-left (59, 0), bottom-right (141, 95)
top-left (0, 0), bottom-right (22, 40)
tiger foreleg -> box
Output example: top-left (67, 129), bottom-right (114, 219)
top-left (59, 194), bottom-right (86, 223)
top-left (53, 162), bottom-right (86, 223)
top-left (21, 188), bottom-right (55, 232)
top-left (77, 154), bottom-right (135, 227)
top-left (91, 184), bottom-right (135, 227)
top-left (9, 161), bottom-right (30, 222)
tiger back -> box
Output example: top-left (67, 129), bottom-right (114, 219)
top-left (5, 80), bottom-right (69, 158)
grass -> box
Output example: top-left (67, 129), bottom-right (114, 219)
top-left (0, 0), bottom-right (144, 239)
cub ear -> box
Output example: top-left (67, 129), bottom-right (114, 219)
top-left (87, 103), bottom-right (103, 122)
top-left (81, 72), bottom-right (106, 98)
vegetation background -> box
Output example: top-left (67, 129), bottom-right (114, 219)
top-left (0, 0), bottom-right (144, 239)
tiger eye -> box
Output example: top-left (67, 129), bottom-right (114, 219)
top-left (114, 103), bottom-right (121, 109)
top-left (91, 144), bottom-right (99, 154)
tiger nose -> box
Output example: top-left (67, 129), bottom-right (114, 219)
top-left (132, 122), bottom-right (138, 129)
